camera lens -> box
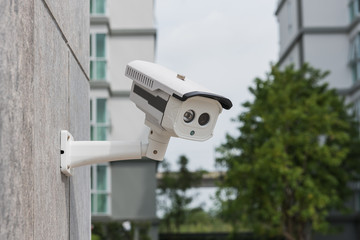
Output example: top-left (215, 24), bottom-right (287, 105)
top-left (198, 113), bottom-right (210, 126)
top-left (183, 110), bottom-right (195, 123)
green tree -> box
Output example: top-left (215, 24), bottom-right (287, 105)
top-left (158, 155), bottom-right (205, 232)
top-left (216, 64), bottom-right (360, 240)
top-left (91, 221), bottom-right (150, 240)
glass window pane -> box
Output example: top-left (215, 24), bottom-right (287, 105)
top-left (91, 193), bottom-right (95, 213)
top-left (357, 34), bottom-right (360, 59)
top-left (355, 100), bottom-right (360, 122)
top-left (96, 126), bottom-right (107, 140)
top-left (90, 99), bottom-right (93, 121)
top-left (95, 60), bottom-right (106, 80)
top-left (90, 61), bottom-right (94, 80)
top-left (352, 64), bottom-right (357, 83)
top-left (96, 34), bottom-right (106, 58)
top-left (96, 194), bottom-right (108, 213)
top-left (90, 166), bottom-right (94, 190)
top-left (90, 0), bottom-right (93, 14)
top-left (96, 99), bottom-right (106, 123)
top-left (356, 62), bottom-right (360, 82)
top-left (350, 2), bottom-right (355, 22)
top-left (97, 165), bottom-right (107, 191)
top-left (95, 0), bottom-right (106, 14)
top-left (91, 126), bottom-right (95, 140)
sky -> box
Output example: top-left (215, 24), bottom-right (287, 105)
top-left (154, 0), bottom-right (279, 172)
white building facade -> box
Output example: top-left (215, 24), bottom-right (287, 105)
top-left (90, 0), bottom-right (158, 238)
top-left (276, 0), bottom-right (360, 239)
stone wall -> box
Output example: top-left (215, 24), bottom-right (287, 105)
top-left (0, 0), bottom-right (90, 239)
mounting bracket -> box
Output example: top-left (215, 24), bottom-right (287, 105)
top-left (60, 130), bottom-right (149, 176)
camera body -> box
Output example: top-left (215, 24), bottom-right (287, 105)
top-left (126, 60), bottom-right (232, 160)
top-left (59, 61), bottom-right (233, 176)
top-left (127, 60), bottom-right (232, 141)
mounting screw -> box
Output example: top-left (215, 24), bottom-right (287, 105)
top-left (177, 74), bottom-right (185, 80)
top-left (153, 150), bottom-right (158, 155)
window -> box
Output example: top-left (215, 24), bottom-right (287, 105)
top-left (354, 98), bottom-right (360, 121)
top-left (353, 98), bottom-right (360, 137)
top-left (91, 164), bottom-right (111, 214)
top-left (90, 98), bottom-right (111, 215)
top-left (349, 34), bottom-right (360, 83)
top-left (90, 0), bottom-right (106, 15)
top-left (90, 98), bottom-right (109, 140)
top-left (349, 0), bottom-right (360, 22)
top-left (90, 33), bottom-right (107, 81)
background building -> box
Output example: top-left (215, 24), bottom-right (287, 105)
top-left (89, 0), bottom-right (158, 238)
top-left (275, 0), bottom-right (360, 239)
top-left (0, 0), bottom-right (90, 239)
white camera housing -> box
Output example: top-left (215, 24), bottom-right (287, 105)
top-left (126, 60), bottom-right (232, 160)
top-left (60, 61), bottom-right (232, 176)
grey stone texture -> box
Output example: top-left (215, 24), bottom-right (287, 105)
top-left (43, 0), bottom-right (90, 75)
top-left (69, 53), bottom-right (91, 240)
top-left (0, 0), bottom-right (90, 239)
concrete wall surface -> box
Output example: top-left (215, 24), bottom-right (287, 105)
top-left (303, 34), bottom-right (351, 89)
top-left (302, 0), bottom-right (348, 28)
top-left (277, 0), bottom-right (299, 56)
top-left (108, 98), bottom-right (148, 142)
top-left (110, 160), bottom-right (157, 220)
top-left (0, 0), bottom-right (90, 239)
top-left (108, 35), bottom-right (155, 91)
top-left (108, 0), bottom-right (154, 29)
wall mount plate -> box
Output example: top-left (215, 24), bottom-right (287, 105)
top-left (60, 130), bottom-right (74, 176)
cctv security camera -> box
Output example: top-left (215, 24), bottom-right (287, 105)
top-left (60, 60), bottom-right (232, 176)
top-left (126, 60), bottom-right (232, 160)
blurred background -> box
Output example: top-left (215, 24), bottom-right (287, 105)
top-left (154, 0), bottom-right (278, 227)
top-left (89, 0), bottom-right (360, 240)
top-left (155, 0), bottom-right (278, 172)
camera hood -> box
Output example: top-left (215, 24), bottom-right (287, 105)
top-left (126, 60), bottom-right (232, 110)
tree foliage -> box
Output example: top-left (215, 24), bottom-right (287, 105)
top-left (216, 64), bottom-right (360, 240)
top-left (158, 155), bottom-right (205, 232)
top-left (91, 221), bottom-right (151, 240)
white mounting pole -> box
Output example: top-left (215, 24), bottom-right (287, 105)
top-left (60, 130), bottom-right (149, 176)
top-left (145, 130), bottom-right (171, 161)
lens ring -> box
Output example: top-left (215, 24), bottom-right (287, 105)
top-left (183, 110), bottom-right (195, 123)
top-left (198, 113), bottom-right (210, 126)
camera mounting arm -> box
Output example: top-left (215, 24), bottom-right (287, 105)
top-left (60, 130), bottom-right (150, 176)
